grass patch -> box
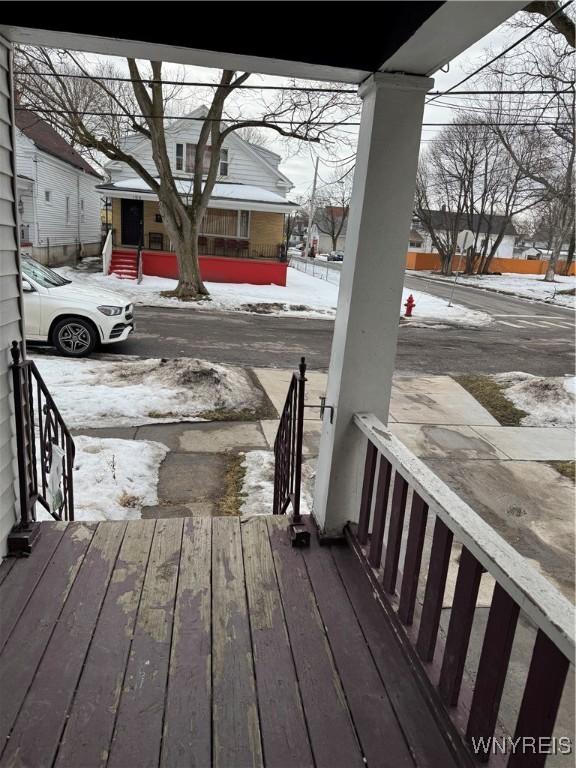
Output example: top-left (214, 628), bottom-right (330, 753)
top-left (118, 491), bottom-right (142, 508)
top-left (548, 461), bottom-right (575, 482)
top-left (455, 374), bottom-right (528, 426)
top-left (218, 453), bottom-right (246, 516)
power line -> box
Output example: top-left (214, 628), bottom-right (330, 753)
top-left (15, 106), bottom-right (571, 128)
top-left (16, 69), bottom-right (568, 97)
top-left (426, 0), bottom-right (575, 105)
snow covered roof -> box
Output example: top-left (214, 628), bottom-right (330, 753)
top-left (97, 177), bottom-right (298, 213)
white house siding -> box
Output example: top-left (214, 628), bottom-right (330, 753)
top-left (15, 131), bottom-right (101, 265)
top-left (419, 231), bottom-right (516, 259)
top-left (107, 120), bottom-right (291, 196)
top-left (0, 36), bottom-right (22, 556)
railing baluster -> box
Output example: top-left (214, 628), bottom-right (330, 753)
top-left (416, 518), bottom-right (453, 662)
top-left (382, 472), bottom-right (409, 594)
top-left (507, 630), bottom-right (570, 768)
top-left (466, 584), bottom-right (519, 760)
top-left (438, 547), bottom-right (484, 706)
top-left (368, 457), bottom-right (392, 568)
top-left (357, 441), bottom-right (378, 545)
top-left (398, 494), bottom-right (429, 625)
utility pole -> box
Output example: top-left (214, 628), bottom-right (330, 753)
top-left (305, 157), bottom-right (319, 258)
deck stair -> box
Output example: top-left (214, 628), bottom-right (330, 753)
top-left (109, 249), bottom-right (138, 279)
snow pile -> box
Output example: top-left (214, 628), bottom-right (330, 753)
top-left (56, 265), bottom-right (491, 325)
top-left (240, 450), bottom-right (314, 516)
top-left (31, 355), bottom-right (263, 428)
top-left (494, 372), bottom-right (576, 427)
top-left (413, 271), bottom-right (576, 309)
top-left (37, 436), bottom-right (168, 522)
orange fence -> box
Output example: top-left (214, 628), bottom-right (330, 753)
top-left (405, 250), bottom-right (576, 276)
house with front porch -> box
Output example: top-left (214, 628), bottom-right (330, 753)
top-left (0, 5), bottom-right (574, 767)
top-left (98, 106), bottom-right (296, 282)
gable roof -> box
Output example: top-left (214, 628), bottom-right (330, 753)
top-left (419, 209), bottom-right (517, 236)
top-left (16, 109), bottom-right (101, 178)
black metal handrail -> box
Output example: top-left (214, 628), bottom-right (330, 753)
top-left (273, 357), bottom-right (306, 519)
top-left (10, 342), bottom-right (75, 530)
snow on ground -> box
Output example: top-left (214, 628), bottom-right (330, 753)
top-left (240, 450), bottom-right (314, 516)
top-left (57, 265), bottom-right (491, 326)
top-left (31, 355), bottom-right (263, 428)
top-left (494, 372), bottom-right (576, 427)
top-left (37, 436), bottom-right (167, 522)
top-left (412, 271), bottom-right (576, 309)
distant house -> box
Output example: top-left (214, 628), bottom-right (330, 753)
top-left (314, 206), bottom-right (349, 253)
top-left (98, 106), bottom-right (296, 262)
top-left (15, 110), bottom-right (102, 265)
top-left (414, 210), bottom-right (517, 258)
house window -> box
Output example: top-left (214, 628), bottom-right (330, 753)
top-left (176, 143), bottom-right (184, 171)
top-left (155, 213), bottom-right (163, 223)
top-left (239, 210), bottom-right (249, 238)
top-left (220, 148), bottom-right (229, 177)
top-left (176, 142), bottom-right (212, 174)
top-left (65, 196), bottom-right (70, 224)
top-left (44, 190), bottom-right (51, 203)
top-left (80, 198), bottom-right (85, 223)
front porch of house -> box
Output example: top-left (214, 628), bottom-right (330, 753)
top-left (0, 515), bottom-right (467, 768)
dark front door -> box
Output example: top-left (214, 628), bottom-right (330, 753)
top-left (121, 199), bottom-right (143, 246)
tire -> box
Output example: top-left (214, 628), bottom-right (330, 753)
top-left (52, 317), bottom-right (97, 357)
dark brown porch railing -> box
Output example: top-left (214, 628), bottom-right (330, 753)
top-left (10, 342), bottom-right (75, 552)
top-left (349, 413), bottom-right (574, 767)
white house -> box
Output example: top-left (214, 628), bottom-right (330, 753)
top-left (414, 210), bottom-right (517, 258)
top-left (99, 106), bottom-right (295, 260)
top-left (15, 109), bottom-right (102, 265)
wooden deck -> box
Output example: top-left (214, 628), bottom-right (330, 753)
top-left (0, 516), bottom-right (466, 768)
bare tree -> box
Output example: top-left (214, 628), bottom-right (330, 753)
top-left (313, 173), bottom-right (352, 252)
top-left (16, 48), bottom-right (360, 299)
top-left (484, 3), bottom-right (575, 280)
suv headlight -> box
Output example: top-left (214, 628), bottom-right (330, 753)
top-left (97, 305), bottom-right (123, 316)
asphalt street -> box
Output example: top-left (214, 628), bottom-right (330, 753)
top-left (81, 275), bottom-right (574, 376)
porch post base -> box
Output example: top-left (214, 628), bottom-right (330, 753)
top-left (7, 522), bottom-right (41, 556)
top-left (288, 515), bottom-right (310, 548)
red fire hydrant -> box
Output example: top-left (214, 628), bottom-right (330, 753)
top-left (404, 294), bottom-right (416, 317)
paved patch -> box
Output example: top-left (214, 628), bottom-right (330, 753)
top-left (252, 368), bottom-right (328, 415)
top-left (389, 375), bottom-right (499, 426)
top-left (471, 426), bottom-right (575, 461)
top-left (178, 422), bottom-right (267, 453)
top-left (388, 423), bottom-right (508, 460)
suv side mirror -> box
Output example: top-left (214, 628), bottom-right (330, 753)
top-left (21, 279), bottom-right (34, 292)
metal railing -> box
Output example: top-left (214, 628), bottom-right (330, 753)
top-left (273, 357), bottom-right (306, 521)
top-left (289, 254), bottom-right (342, 285)
top-left (149, 234), bottom-right (285, 261)
top-left (10, 342), bottom-right (75, 537)
top-left (350, 413), bottom-right (574, 764)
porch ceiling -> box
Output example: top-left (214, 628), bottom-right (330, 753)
top-left (1, 2), bottom-right (526, 83)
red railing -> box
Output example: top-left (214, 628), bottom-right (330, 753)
top-left (9, 342), bottom-right (75, 553)
top-left (349, 413), bottom-right (574, 767)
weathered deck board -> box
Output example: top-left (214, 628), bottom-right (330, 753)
top-left (332, 542), bottom-right (462, 768)
top-left (267, 517), bottom-right (365, 768)
top-left (212, 516), bottom-right (263, 768)
top-left (0, 522), bottom-right (96, 753)
top-left (1, 521), bottom-right (127, 768)
top-left (0, 516), bottom-right (471, 768)
top-left (0, 553), bottom-right (17, 587)
top-left (108, 518), bottom-right (183, 768)
top-left (0, 521), bottom-right (66, 652)
top-left (303, 533), bottom-right (415, 768)
top-left (55, 520), bottom-right (156, 768)
top-left (242, 517), bottom-right (314, 768)
top-left (161, 517), bottom-right (212, 768)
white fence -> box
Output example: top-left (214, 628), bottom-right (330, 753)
top-left (101, 229), bottom-right (112, 276)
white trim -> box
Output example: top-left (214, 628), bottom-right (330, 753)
top-left (98, 186), bottom-right (297, 213)
top-left (354, 413), bottom-right (575, 665)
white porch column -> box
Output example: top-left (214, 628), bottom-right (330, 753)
top-left (313, 72), bottom-right (433, 535)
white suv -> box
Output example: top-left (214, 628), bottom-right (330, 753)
top-left (21, 258), bottom-right (134, 356)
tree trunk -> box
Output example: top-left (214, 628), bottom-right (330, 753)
top-left (544, 232), bottom-right (563, 282)
top-left (562, 230), bottom-right (575, 275)
top-left (158, 196), bottom-right (208, 298)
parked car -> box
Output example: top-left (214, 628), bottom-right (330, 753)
top-left (328, 251), bottom-right (344, 262)
top-left (21, 257), bottom-right (134, 357)
top-left (287, 247), bottom-right (303, 257)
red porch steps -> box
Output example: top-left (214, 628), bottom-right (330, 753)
top-left (109, 249), bottom-right (138, 280)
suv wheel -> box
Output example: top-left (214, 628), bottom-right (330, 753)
top-left (52, 317), bottom-right (97, 357)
